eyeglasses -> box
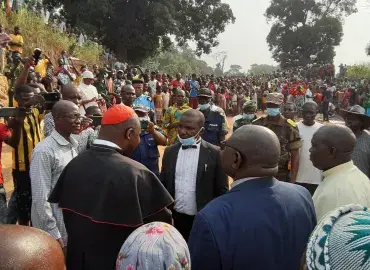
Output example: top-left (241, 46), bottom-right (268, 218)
top-left (63, 114), bottom-right (84, 122)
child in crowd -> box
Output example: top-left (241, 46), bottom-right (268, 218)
top-left (154, 86), bottom-right (164, 125)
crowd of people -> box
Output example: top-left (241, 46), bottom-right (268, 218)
top-left (0, 29), bottom-right (370, 269)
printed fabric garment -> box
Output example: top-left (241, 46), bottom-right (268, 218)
top-left (116, 222), bottom-right (190, 270)
top-left (163, 104), bottom-right (192, 145)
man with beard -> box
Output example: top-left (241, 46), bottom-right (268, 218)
top-left (341, 105), bottom-right (370, 178)
top-left (30, 100), bottom-right (81, 250)
top-left (49, 104), bottom-right (173, 270)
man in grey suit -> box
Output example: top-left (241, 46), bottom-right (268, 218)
top-left (161, 109), bottom-right (228, 241)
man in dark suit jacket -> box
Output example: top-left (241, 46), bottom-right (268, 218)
top-left (161, 109), bottom-right (228, 241)
top-left (188, 125), bottom-right (317, 270)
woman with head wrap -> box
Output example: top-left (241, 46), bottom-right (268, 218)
top-left (306, 204), bottom-right (370, 270)
top-left (116, 222), bottom-right (190, 270)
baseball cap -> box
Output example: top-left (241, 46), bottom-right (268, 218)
top-left (133, 105), bottom-right (149, 114)
top-left (266, 93), bottom-right (284, 105)
top-left (82, 71), bottom-right (95, 79)
top-left (197, 88), bottom-right (213, 98)
top-left (102, 104), bottom-right (136, 125)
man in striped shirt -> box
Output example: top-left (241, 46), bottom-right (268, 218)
top-left (30, 100), bottom-right (81, 250)
top-left (8, 85), bottom-right (45, 225)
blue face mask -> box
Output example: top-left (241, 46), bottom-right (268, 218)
top-left (178, 128), bottom-right (203, 146)
top-left (198, 103), bottom-right (211, 111)
top-left (267, 108), bottom-right (280, 117)
top-left (243, 114), bottom-right (255, 120)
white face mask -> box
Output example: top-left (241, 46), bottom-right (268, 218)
top-left (198, 103), bottom-right (211, 111)
top-left (177, 128), bottom-right (203, 146)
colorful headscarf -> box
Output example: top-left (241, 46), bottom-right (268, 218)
top-left (307, 204), bottom-right (370, 270)
top-left (116, 222), bottom-right (190, 270)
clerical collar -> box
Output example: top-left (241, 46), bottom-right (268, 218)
top-left (93, 139), bottom-right (122, 150)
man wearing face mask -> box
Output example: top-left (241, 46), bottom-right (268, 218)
top-left (253, 93), bottom-right (301, 183)
top-left (161, 109), bottom-right (228, 241)
top-left (129, 105), bottom-right (167, 177)
top-left (232, 101), bottom-right (257, 132)
top-left (197, 88), bottom-right (228, 146)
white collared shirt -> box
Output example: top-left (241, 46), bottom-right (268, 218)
top-left (93, 139), bottom-right (122, 150)
top-left (174, 143), bottom-right (201, 216)
top-left (78, 82), bottom-right (99, 115)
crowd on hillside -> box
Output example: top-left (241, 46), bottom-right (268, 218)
top-left (0, 25), bottom-right (370, 270)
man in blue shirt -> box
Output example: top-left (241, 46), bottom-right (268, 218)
top-left (132, 79), bottom-right (155, 122)
top-left (188, 125), bottom-right (316, 270)
top-left (130, 105), bottom-right (167, 176)
top-left (189, 73), bottom-right (200, 109)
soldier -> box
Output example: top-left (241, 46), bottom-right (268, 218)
top-left (197, 88), bottom-right (228, 146)
top-left (253, 93), bottom-right (301, 183)
top-left (232, 100), bottom-right (257, 132)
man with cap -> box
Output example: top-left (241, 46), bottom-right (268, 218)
top-left (49, 104), bottom-right (173, 270)
top-left (78, 70), bottom-right (99, 115)
top-left (253, 92), bottom-right (301, 183)
top-left (132, 79), bottom-right (155, 121)
top-left (113, 70), bottom-right (126, 95)
top-left (188, 125), bottom-right (316, 270)
top-left (232, 100), bottom-right (257, 132)
top-left (342, 105), bottom-right (370, 178)
top-left (197, 88), bottom-right (228, 146)
top-left (130, 105), bottom-right (167, 177)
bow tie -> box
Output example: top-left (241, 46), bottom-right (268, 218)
top-left (182, 145), bottom-right (198, 150)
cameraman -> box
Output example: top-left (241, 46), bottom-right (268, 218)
top-left (7, 84), bottom-right (45, 226)
top-left (130, 105), bottom-right (167, 177)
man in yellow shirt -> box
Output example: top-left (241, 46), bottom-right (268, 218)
top-left (34, 50), bottom-right (53, 79)
top-left (8, 26), bottom-right (23, 63)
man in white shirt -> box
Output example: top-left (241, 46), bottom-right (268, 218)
top-left (161, 109), bottom-right (228, 241)
top-left (148, 71), bottom-right (158, 97)
top-left (310, 125), bottom-right (370, 221)
top-left (31, 101), bottom-right (81, 250)
top-left (79, 70), bottom-right (99, 115)
top-left (296, 102), bottom-right (323, 195)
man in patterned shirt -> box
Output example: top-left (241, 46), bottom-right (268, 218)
top-left (342, 105), bottom-right (370, 178)
top-left (30, 100), bottom-right (81, 250)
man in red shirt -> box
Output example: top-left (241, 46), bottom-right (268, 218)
top-left (171, 73), bottom-right (184, 90)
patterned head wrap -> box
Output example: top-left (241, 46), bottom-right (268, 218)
top-left (116, 222), bottom-right (190, 270)
top-left (307, 204), bottom-right (370, 270)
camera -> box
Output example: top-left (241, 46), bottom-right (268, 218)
top-left (90, 116), bottom-right (103, 127)
top-left (42, 92), bottom-right (61, 111)
top-left (0, 107), bottom-right (27, 117)
top-left (140, 119), bottom-right (149, 130)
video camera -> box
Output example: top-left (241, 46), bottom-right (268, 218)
top-left (0, 107), bottom-right (27, 118)
top-left (42, 92), bottom-right (61, 111)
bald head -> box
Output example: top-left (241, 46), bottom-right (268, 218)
top-left (182, 109), bottom-right (205, 128)
top-left (222, 125), bottom-right (280, 179)
top-left (52, 100), bottom-right (79, 119)
top-left (0, 226), bottom-right (65, 270)
top-left (61, 83), bottom-right (81, 105)
top-left (310, 125), bottom-right (356, 170)
top-left (302, 101), bottom-right (318, 110)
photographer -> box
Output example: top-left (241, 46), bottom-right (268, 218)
top-left (129, 105), bottom-right (167, 177)
top-left (7, 84), bottom-right (45, 226)
top-left (76, 105), bottom-right (102, 153)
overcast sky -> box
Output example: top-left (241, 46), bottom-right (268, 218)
top-left (201, 0), bottom-right (370, 72)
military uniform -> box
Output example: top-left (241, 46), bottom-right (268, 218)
top-left (233, 114), bottom-right (257, 132)
top-left (129, 126), bottom-right (165, 177)
top-left (253, 115), bottom-right (301, 181)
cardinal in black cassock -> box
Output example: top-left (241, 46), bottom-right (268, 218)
top-left (49, 104), bottom-right (173, 270)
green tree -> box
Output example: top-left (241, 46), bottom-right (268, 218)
top-left (265, 0), bottom-right (357, 68)
top-left (141, 46), bottom-right (214, 75)
top-left (347, 64), bottom-right (370, 79)
top-left (248, 64), bottom-right (279, 75)
top-left (44, 0), bottom-right (235, 63)
top-left (224, 64), bottom-right (245, 76)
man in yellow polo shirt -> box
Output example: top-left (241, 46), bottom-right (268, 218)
top-left (34, 49), bottom-right (53, 79)
top-left (8, 26), bottom-right (23, 63)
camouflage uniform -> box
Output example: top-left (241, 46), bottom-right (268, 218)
top-left (253, 115), bottom-right (301, 181)
top-left (233, 114), bottom-right (257, 132)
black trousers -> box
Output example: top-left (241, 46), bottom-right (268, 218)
top-left (323, 101), bottom-right (329, 121)
top-left (172, 210), bottom-right (195, 242)
top-left (12, 170), bottom-right (32, 226)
